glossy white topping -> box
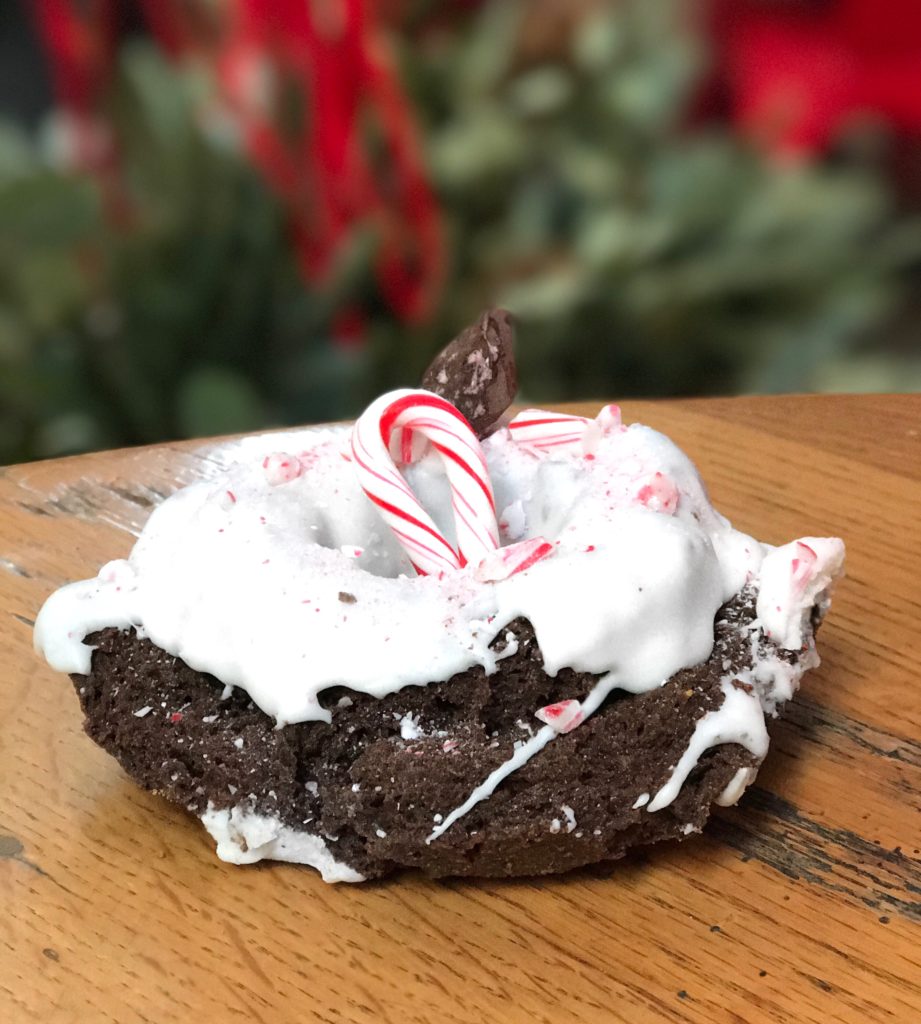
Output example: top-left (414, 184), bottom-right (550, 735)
top-left (35, 413), bottom-right (842, 732)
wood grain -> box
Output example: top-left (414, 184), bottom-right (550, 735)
top-left (2, 395), bottom-right (919, 1024)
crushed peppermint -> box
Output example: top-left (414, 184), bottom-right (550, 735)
top-left (535, 700), bottom-right (583, 734)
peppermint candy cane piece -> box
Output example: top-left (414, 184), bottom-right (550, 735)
top-left (262, 452), bottom-right (303, 485)
top-left (507, 409), bottom-right (591, 451)
top-left (351, 390), bottom-right (500, 575)
top-left (474, 536), bottom-right (554, 583)
top-left (535, 699), bottom-right (584, 734)
top-left (635, 471), bottom-right (679, 514)
top-left (509, 404), bottom-right (623, 453)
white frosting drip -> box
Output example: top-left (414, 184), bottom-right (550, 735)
top-left (428, 725), bottom-right (557, 842)
top-left (423, 609), bottom-right (805, 839)
top-left (646, 676), bottom-right (769, 812)
top-left (200, 803), bottom-right (364, 883)
top-left (715, 766), bottom-right (758, 807)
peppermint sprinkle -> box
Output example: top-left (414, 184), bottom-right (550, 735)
top-left (535, 699), bottom-right (583, 734)
top-left (474, 536), bottom-right (554, 583)
top-left (263, 452), bottom-right (303, 486)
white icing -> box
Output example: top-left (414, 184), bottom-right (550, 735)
top-left (428, 726), bottom-right (557, 842)
top-left (495, 632), bottom-right (519, 661)
top-left (399, 713), bottom-right (422, 740)
top-left (200, 803), bottom-right (364, 883)
top-left (738, 631), bottom-right (820, 717)
top-left (499, 499), bottom-right (527, 541)
top-left (757, 537), bottom-right (845, 650)
top-left (715, 766), bottom-right (758, 807)
top-left (647, 677), bottom-right (769, 812)
top-left (35, 419), bottom-right (773, 725)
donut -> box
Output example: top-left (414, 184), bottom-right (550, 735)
top-left (34, 313), bottom-right (845, 882)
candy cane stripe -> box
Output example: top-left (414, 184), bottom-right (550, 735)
top-left (379, 391), bottom-right (472, 444)
top-left (391, 526), bottom-right (456, 569)
top-left (509, 415), bottom-right (588, 429)
top-left (366, 493), bottom-right (457, 555)
top-left (525, 435), bottom-right (585, 448)
top-left (432, 442), bottom-right (497, 513)
top-left (507, 404), bottom-right (623, 453)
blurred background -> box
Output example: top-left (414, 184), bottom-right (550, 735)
top-left (2, 0), bottom-right (921, 464)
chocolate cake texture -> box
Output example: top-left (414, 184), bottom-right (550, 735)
top-left (73, 592), bottom-right (793, 880)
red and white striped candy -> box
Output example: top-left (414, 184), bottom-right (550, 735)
top-left (508, 404), bottom-right (622, 453)
top-left (535, 699), bottom-right (584, 734)
top-left (473, 536), bottom-right (554, 583)
top-left (507, 409), bottom-right (591, 451)
top-left (351, 390), bottom-right (499, 575)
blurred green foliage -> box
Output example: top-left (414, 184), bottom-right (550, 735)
top-left (2, 0), bottom-right (920, 464)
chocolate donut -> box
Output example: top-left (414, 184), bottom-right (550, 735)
top-left (34, 316), bottom-right (844, 882)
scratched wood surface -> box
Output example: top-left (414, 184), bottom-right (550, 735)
top-left (2, 394), bottom-right (919, 1024)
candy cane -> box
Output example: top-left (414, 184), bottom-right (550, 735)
top-left (474, 536), bottom-right (554, 583)
top-left (351, 390), bottom-right (499, 575)
top-left (507, 409), bottom-right (591, 450)
top-left (508, 404), bottom-right (622, 452)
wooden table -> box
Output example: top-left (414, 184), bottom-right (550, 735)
top-left (2, 395), bottom-right (919, 1024)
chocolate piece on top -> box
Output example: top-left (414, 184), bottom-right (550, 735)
top-left (421, 309), bottom-right (518, 438)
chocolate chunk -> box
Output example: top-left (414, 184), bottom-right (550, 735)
top-left (421, 309), bottom-right (518, 438)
